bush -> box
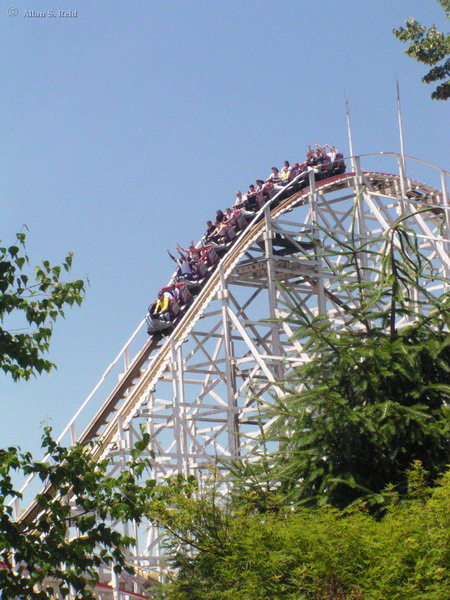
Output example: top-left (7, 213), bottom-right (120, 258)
top-left (159, 467), bottom-right (450, 600)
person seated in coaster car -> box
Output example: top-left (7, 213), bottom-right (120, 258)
top-left (306, 146), bottom-right (323, 178)
top-left (149, 291), bottom-right (171, 322)
top-left (312, 145), bottom-right (330, 180)
top-left (294, 146), bottom-right (322, 185)
top-left (313, 143), bottom-right (346, 177)
top-left (261, 180), bottom-right (277, 200)
top-left (273, 159), bottom-right (304, 198)
top-left (314, 143), bottom-right (328, 164)
top-left (233, 207), bottom-right (250, 230)
top-left (323, 144), bottom-right (346, 174)
top-left (296, 159), bottom-right (310, 187)
top-left (194, 254), bottom-right (210, 279)
top-left (279, 161), bottom-right (292, 186)
top-left (211, 216), bottom-right (237, 245)
top-left (221, 219), bottom-right (236, 242)
top-left (177, 242), bottom-right (201, 264)
top-left (282, 159), bottom-right (307, 191)
top-left (224, 207), bottom-right (237, 225)
top-left (266, 166), bottom-right (281, 184)
top-left (205, 215), bottom-right (222, 243)
top-left (203, 220), bottom-right (216, 244)
top-left (283, 163), bottom-right (307, 194)
top-left (207, 220), bottom-right (228, 244)
top-left (156, 290), bottom-right (172, 319)
top-left (311, 142), bottom-right (332, 176)
top-left (147, 290), bottom-right (182, 335)
top-left (255, 179), bottom-right (272, 205)
top-left (245, 183), bottom-right (265, 212)
top-left (306, 147), bottom-right (318, 168)
top-left (233, 190), bottom-right (246, 209)
top-left (223, 207), bottom-right (247, 232)
top-left (215, 209), bottom-right (225, 223)
top-left (290, 163), bottom-right (300, 177)
top-left (167, 249), bottom-right (196, 281)
top-left (203, 221), bottom-right (230, 253)
top-left (334, 152), bottom-right (346, 174)
top-left (245, 184), bottom-right (260, 209)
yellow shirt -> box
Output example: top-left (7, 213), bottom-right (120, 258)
top-left (154, 296), bottom-right (170, 313)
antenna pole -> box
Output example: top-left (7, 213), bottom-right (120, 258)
top-left (345, 97), bottom-right (355, 171)
top-left (396, 80), bottom-right (407, 195)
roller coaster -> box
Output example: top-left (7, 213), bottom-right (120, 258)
top-left (12, 152), bottom-right (449, 598)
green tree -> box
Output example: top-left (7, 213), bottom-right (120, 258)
top-left (0, 231), bottom-right (85, 381)
top-left (0, 428), bottom-right (157, 599)
top-left (0, 233), bottom-right (156, 599)
top-left (265, 213), bottom-right (450, 509)
top-left (393, 0), bottom-right (450, 100)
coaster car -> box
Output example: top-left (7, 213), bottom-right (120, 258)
top-left (146, 296), bottom-right (181, 336)
top-left (161, 282), bottom-right (193, 305)
top-left (146, 316), bottom-right (173, 335)
top-left (178, 277), bottom-right (202, 295)
top-left (202, 244), bottom-right (219, 266)
top-left (196, 259), bottom-right (208, 279)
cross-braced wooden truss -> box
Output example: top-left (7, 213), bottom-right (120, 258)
top-left (17, 153), bottom-right (449, 589)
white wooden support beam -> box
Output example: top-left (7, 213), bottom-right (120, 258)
top-left (263, 204), bottom-right (283, 375)
top-left (219, 265), bottom-right (240, 456)
top-left (308, 169), bottom-right (326, 315)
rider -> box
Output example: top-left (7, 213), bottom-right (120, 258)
top-left (150, 291), bottom-right (171, 322)
top-left (167, 249), bottom-right (194, 280)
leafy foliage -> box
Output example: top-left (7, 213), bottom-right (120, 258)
top-left (0, 231), bottom-right (85, 381)
top-left (0, 428), bottom-right (157, 600)
top-left (393, 0), bottom-right (450, 100)
top-left (157, 466), bottom-right (450, 600)
top-left (0, 232), bottom-right (159, 597)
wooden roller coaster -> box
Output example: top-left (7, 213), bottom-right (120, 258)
top-left (14, 152), bottom-right (449, 595)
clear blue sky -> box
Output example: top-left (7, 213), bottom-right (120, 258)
top-left (1, 0), bottom-right (448, 459)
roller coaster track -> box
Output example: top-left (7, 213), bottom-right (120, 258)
top-left (16, 153), bottom-right (449, 581)
top-left (80, 173), bottom-right (349, 453)
top-left (82, 167), bottom-right (449, 458)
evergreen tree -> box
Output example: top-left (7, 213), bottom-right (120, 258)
top-left (266, 211), bottom-right (450, 508)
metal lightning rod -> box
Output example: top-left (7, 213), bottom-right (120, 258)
top-left (396, 79), bottom-right (407, 195)
top-left (345, 96), bottom-right (355, 171)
